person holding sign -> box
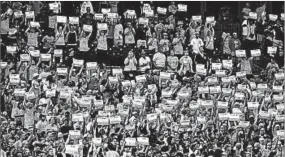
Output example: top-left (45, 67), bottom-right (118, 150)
top-left (242, 2), bottom-right (252, 20)
top-left (78, 30), bottom-right (92, 57)
top-left (124, 22), bottom-right (136, 46)
top-left (54, 23), bottom-right (67, 47)
top-left (238, 56), bottom-right (252, 75)
top-left (65, 25), bottom-right (78, 46)
top-left (97, 30), bottom-right (109, 64)
top-left (25, 24), bottom-right (42, 48)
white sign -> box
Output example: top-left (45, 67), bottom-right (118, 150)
top-left (57, 68), bottom-right (68, 75)
top-left (95, 13), bottom-right (104, 20)
top-left (20, 54), bottom-right (30, 61)
top-left (268, 46), bottom-right (277, 54)
top-left (97, 23), bottom-right (108, 30)
top-left (137, 137), bottom-right (149, 145)
top-left (248, 102), bottom-right (260, 109)
top-left (269, 14), bottom-right (278, 21)
top-left (222, 60), bottom-right (233, 69)
top-left (212, 63), bottom-right (222, 70)
top-left (29, 50), bottom-right (40, 57)
top-left (40, 54), bottom-right (51, 61)
top-left (101, 8), bottom-right (111, 14)
top-left (275, 73), bottom-right (284, 80)
top-left (206, 16), bottom-right (215, 22)
top-left (192, 15), bottom-right (202, 21)
top-left (9, 74), bottom-right (20, 85)
top-left (86, 62), bottom-right (98, 69)
top-left (14, 88), bottom-right (26, 97)
top-left (125, 138), bottom-right (137, 146)
top-left (30, 21), bottom-right (40, 28)
top-left (236, 71), bottom-right (246, 78)
top-left (251, 49), bottom-right (261, 57)
top-left (49, 3), bottom-right (59, 10)
top-left (235, 50), bottom-right (246, 57)
top-left (69, 17), bottom-right (79, 25)
top-left (73, 58), bottom-right (84, 66)
top-left (178, 4), bottom-right (187, 12)
top-left (83, 24), bottom-right (93, 32)
top-left (25, 11), bottom-right (35, 19)
top-left (109, 116), bottom-right (122, 125)
top-left (57, 16), bottom-right (67, 23)
top-left (54, 49), bottom-right (63, 57)
top-left (157, 7), bottom-right (167, 15)
top-left (97, 117), bottom-right (109, 125)
top-left (249, 12), bottom-right (257, 19)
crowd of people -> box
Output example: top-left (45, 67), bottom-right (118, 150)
top-left (0, 1), bottom-right (284, 157)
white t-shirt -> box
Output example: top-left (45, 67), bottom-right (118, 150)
top-left (190, 38), bottom-right (204, 54)
top-left (153, 52), bottom-right (166, 68)
top-left (139, 56), bottom-right (151, 71)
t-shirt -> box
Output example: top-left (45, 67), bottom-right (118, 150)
top-left (124, 27), bottom-right (135, 44)
top-left (97, 35), bottom-right (108, 50)
top-left (153, 52), bottom-right (166, 68)
top-left (79, 37), bottom-right (89, 52)
top-left (190, 38), bottom-right (204, 54)
top-left (27, 32), bottom-right (39, 47)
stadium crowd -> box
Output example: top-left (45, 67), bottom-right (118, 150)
top-left (0, 1), bottom-right (284, 157)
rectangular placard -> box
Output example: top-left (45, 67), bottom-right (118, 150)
top-left (69, 16), bottom-right (79, 25)
top-left (83, 24), bottom-right (93, 32)
top-left (178, 4), bottom-right (187, 12)
top-left (157, 7), bottom-right (167, 15)
top-left (251, 49), bottom-right (261, 57)
top-left (235, 50), bottom-right (246, 57)
top-left (249, 12), bottom-right (257, 19)
top-left (57, 16), bottom-right (67, 23)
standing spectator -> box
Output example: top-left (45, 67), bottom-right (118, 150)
top-left (138, 49), bottom-right (151, 73)
top-left (168, 2), bottom-right (177, 15)
top-left (25, 24), bottom-right (42, 48)
top-left (229, 32), bottom-right (242, 57)
top-left (124, 51), bottom-right (137, 77)
top-left (190, 32), bottom-right (204, 58)
top-left (204, 23), bottom-right (215, 58)
top-left (179, 50), bottom-right (194, 75)
top-left (148, 32), bottom-right (158, 53)
top-left (30, 1), bottom-right (43, 16)
top-left (97, 30), bottom-right (108, 64)
top-left (114, 20), bottom-right (123, 47)
top-left (54, 23), bottom-right (67, 48)
top-left (242, 2), bottom-right (251, 20)
top-left (65, 25), bottom-right (78, 46)
top-left (124, 22), bottom-right (136, 46)
top-left (78, 30), bottom-right (92, 59)
top-left (81, 7), bottom-right (94, 25)
top-left (167, 50), bottom-right (179, 71)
